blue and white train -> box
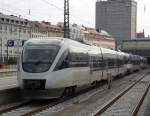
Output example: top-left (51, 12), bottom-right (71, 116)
top-left (18, 37), bottom-right (147, 99)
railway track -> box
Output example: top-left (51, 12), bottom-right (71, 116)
top-left (0, 99), bottom-right (61, 116)
top-left (131, 83), bottom-right (150, 116)
top-left (0, 70), bottom-right (148, 116)
top-left (0, 80), bottom-right (107, 116)
top-left (94, 72), bottom-right (150, 116)
top-left (1, 81), bottom-right (110, 116)
top-left (0, 101), bottom-right (31, 114)
top-left (31, 71), bottom-right (147, 116)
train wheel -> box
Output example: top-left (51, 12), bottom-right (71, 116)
top-left (63, 86), bottom-right (76, 97)
top-left (96, 81), bottom-right (101, 86)
top-left (70, 86), bottom-right (76, 95)
top-left (65, 87), bottom-right (70, 96)
top-left (72, 86), bottom-right (76, 95)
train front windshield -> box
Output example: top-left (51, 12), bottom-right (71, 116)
top-left (22, 45), bottom-right (60, 73)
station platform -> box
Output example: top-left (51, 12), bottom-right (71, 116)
top-left (0, 65), bottom-right (17, 73)
top-left (0, 76), bottom-right (18, 91)
top-left (0, 69), bottom-right (17, 73)
top-left (0, 76), bottom-right (20, 106)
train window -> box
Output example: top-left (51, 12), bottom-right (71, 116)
top-left (69, 52), bottom-right (88, 67)
top-left (22, 46), bottom-right (60, 73)
top-left (126, 58), bottom-right (129, 64)
top-left (117, 59), bottom-right (122, 67)
top-left (92, 56), bottom-right (97, 67)
top-left (107, 58), bottom-right (115, 68)
top-left (53, 50), bottom-right (69, 71)
top-left (91, 56), bottom-right (104, 71)
top-left (54, 51), bottom-right (89, 71)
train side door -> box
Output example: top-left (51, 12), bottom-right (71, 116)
top-left (117, 53), bottom-right (120, 75)
top-left (100, 48), bottom-right (104, 79)
top-left (89, 54), bottom-right (93, 75)
top-left (102, 56), bottom-right (109, 80)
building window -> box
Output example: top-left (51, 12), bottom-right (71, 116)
top-left (24, 22), bottom-right (28, 25)
top-left (4, 26), bottom-right (7, 31)
top-left (1, 18), bottom-right (4, 22)
top-left (5, 50), bottom-right (7, 53)
top-left (9, 50), bottom-right (12, 54)
top-left (9, 26), bottom-right (12, 33)
top-left (21, 21), bottom-right (23, 25)
top-left (28, 30), bottom-right (30, 34)
top-left (14, 27), bottom-right (17, 32)
top-left (19, 28), bottom-right (21, 33)
top-left (0, 38), bottom-right (2, 47)
top-left (0, 25), bottom-right (2, 30)
top-left (6, 19), bottom-right (9, 23)
top-left (16, 21), bottom-right (19, 24)
top-left (23, 29), bottom-right (26, 33)
top-left (11, 20), bottom-right (14, 23)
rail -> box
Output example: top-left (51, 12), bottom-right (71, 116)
top-left (94, 73), bottom-right (149, 116)
top-left (131, 82), bottom-right (150, 116)
top-left (0, 81), bottom-right (106, 116)
top-left (0, 100), bottom-right (31, 114)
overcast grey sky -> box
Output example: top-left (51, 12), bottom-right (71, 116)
top-left (0, 0), bottom-right (150, 35)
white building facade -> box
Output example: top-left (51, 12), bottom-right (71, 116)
top-left (0, 13), bottom-right (30, 63)
top-left (70, 24), bottom-right (85, 41)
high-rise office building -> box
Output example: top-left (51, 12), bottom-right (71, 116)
top-left (96, 0), bottom-right (137, 44)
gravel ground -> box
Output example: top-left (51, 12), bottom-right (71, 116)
top-left (33, 70), bottom-right (148, 116)
top-left (101, 75), bottom-right (150, 116)
top-left (0, 76), bottom-right (18, 90)
top-left (137, 80), bottom-right (150, 116)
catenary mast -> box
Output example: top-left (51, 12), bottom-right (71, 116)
top-left (64, 0), bottom-right (70, 38)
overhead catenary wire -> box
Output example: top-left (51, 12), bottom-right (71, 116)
top-left (0, 7), bottom-right (61, 22)
top-left (0, 8), bottom-right (20, 16)
top-left (40, 0), bottom-right (93, 26)
top-left (0, 0), bottom-right (63, 21)
top-left (0, 0), bottom-right (94, 26)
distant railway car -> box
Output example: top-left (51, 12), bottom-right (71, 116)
top-left (126, 54), bottom-right (133, 74)
top-left (140, 57), bottom-right (148, 69)
top-left (18, 37), bottom-right (147, 99)
top-left (120, 52), bottom-right (130, 75)
top-left (131, 55), bottom-right (141, 72)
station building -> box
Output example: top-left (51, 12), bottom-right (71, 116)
top-left (82, 27), bottom-right (115, 49)
top-left (121, 38), bottom-right (150, 64)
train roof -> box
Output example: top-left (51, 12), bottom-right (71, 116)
top-left (24, 37), bottom-right (135, 58)
top-left (24, 37), bottom-right (65, 46)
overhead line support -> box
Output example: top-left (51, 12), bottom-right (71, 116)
top-left (64, 0), bottom-right (70, 38)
